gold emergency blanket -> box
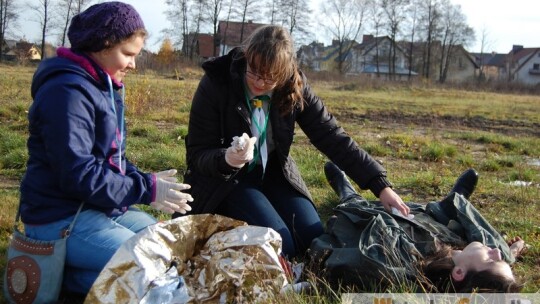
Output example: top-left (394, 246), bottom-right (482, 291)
top-left (85, 214), bottom-right (288, 303)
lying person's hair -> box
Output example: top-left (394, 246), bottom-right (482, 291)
top-left (419, 244), bottom-right (522, 293)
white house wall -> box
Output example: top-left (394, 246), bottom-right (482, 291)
top-left (513, 51), bottom-right (540, 85)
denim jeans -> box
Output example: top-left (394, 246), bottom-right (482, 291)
top-left (24, 206), bottom-right (156, 294)
top-left (216, 161), bottom-right (324, 258)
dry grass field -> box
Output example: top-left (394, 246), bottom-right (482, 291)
top-left (0, 63), bottom-right (539, 302)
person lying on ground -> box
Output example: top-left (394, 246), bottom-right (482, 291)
top-left (308, 162), bottom-right (525, 293)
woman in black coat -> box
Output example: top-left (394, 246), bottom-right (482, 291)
top-left (181, 25), bottom-right (407, 258)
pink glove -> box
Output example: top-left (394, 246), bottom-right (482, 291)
top-left (225, 133), bottom-right (257, 168)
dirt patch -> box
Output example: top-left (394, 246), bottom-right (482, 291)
top-left (338, 110), bottom-right (540, 137)
top-left (154, 120), bottom-right (177, 131)
top-left (0, 176), bottom-right (19, 190)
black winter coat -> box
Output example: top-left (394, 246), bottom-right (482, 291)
top-left (183, 48), bottom-right (392, 214)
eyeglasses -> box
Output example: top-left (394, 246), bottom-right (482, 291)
top-left (245, 68), bottom-right (277, 86)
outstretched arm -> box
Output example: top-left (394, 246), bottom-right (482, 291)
top-left (379, 187), bottom-right (410, 216)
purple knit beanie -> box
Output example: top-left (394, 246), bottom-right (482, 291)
top-left (68, 1), bottom-right (145, 52)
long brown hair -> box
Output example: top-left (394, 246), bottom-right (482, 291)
top-left (419, 243), bottom-right (522, 293)
top-left (243, 25), bottom-right (304, 115)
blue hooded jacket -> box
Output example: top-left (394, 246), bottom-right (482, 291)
top-left (20, 49), bottom-right (155, 224)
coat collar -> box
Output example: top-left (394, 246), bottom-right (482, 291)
top-left (56, 47), bottom-right (123, 89)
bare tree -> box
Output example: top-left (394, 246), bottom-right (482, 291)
top-left (266, 0), bottom-right (279, 24)
top-left (187, 0), bottom-right (206, 60)
top-left (380, 0), bottom-right (410, 80)
top-left (320, 0), bottom-right (370, 74)
top-left (367, 1), bottom-right (385, 77)
top-left (234, 0), bottom-right (258, 43)
top-left (477, 26), bottom-right (494, 81)
top-left (218, 0), bottom-right (233, 55)
top-left (280, 0), bottom-right (312, 46)
top-left (57, 0), bottom-right (92, 46)
top-left (165, 0), bottom-right (191, 52)
top-left (56, 0), bottom-right (73, 46)
top-left (0, 0), bottom-right (20, 62)
top-left (437, 0), bottom-right (474, 83)
top-left (29, 0), bottom-right (56, 60)
top-left (404, 0), bottom-right (419, 80)
top-left (204, 0), bottom-right (223, 57)
top-left (72, 0), bottom-right (92, 15)
top-left (417, 0), bottom-right (442, 79)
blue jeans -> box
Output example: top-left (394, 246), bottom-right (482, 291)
top-left (216, 161), bottom-right (324, 258)
top-left (24, 206), bottom-right (156, 294)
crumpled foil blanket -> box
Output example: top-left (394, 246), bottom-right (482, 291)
top-left (85, 214), bottom-right (288, 303)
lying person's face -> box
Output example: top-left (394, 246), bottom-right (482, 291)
top-left (452, 241), bottom-right (513, 279)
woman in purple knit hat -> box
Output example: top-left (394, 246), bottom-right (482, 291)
top-left (17, 1), bottom-right (193, 298)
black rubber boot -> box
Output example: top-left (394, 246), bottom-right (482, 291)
top-left (448, 168), bottom-right (479, 199)
top-left (324, 162), bottom-right (363, 202)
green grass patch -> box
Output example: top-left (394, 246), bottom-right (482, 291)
top-left (508, 168), bottom-right (537, 182)
top-left (480, 157), bottom-right (502, 172)
top-left (1, 64), bottom-right (539, 298)
top-left (0, 126), bottom-right (28, 171)
top-left (420, 142), bottom-right (457, 162)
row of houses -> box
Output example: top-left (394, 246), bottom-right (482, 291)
top-left (297, 36), bottom-right (420, 80)
top-left (297, 36), bottom-right (540, 85)
top-left (187, 21), bottom-right (540, 85)
top-left (473, 45), bottom-right (540, 85)
top-left (3, 20), bottom-right (540, 85)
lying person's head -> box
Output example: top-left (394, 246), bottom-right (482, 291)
top-left (422, 241), bottom-right (522, 293)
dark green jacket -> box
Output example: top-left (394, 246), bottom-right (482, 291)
top-left (308, 193), bottom-right (513, 289)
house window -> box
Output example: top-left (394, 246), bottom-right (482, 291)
top-left (528, 63), bottom-right (540, 75)
top-left (458, 57), bottom-right (464, 69)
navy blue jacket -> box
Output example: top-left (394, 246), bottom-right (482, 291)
top-left (20, 50), bottom-right (155, 224)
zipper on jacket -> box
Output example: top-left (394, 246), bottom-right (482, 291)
top-left (106, 75), bottom-right (125, 174)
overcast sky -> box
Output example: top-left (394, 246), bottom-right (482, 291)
top-left (451, 0), bottom-right (540, 53)
top-left (14, 0), bottom-right (540, 53)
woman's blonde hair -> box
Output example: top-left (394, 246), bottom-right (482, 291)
top-left (243, 25), bottom-right (304, 114)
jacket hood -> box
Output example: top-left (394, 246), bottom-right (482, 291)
top-left (201, 47), bottom-right (245, 83)
top-left (31, 56), bottom-right (100, 99)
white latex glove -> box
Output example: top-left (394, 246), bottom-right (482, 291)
top-left (154, 169), bottom-right (179, 182)
top-left (151, 174), bottom-right (193, 214)
top-left (225, 133), bottom-right (257, 168)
